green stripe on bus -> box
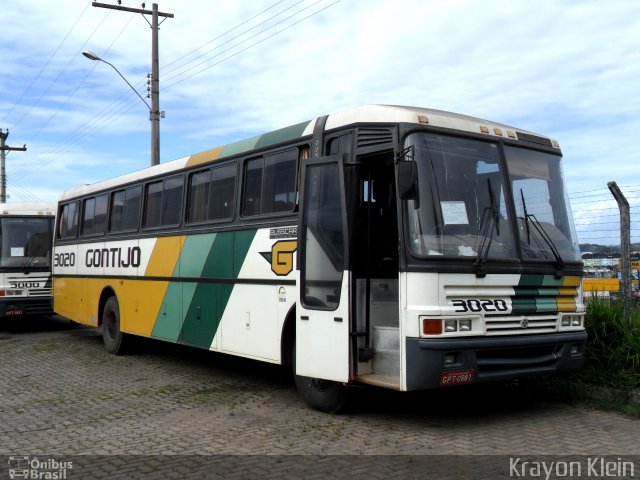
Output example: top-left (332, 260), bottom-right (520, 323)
top-left (518, 275), bottom-right (563, 287)
top-left (511, 275), bottom-right (571, 314)
top-left (535, 297), bottom-right (558, 313)
top-left (219, 137), bottom-right (261, 159)
top-left (151, 281), bottom-right (182, 341)
top-left (254, 121), bottom-right (310, 149)
top-left (151, 234), bottom-right (216, 342)
top-left (511, 297), bottom-right (537, 313)
top-left (180, 230), bottom-right (257, 348)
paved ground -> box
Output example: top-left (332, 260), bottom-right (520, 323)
top-left (0, 316), bottom-right (638, 479)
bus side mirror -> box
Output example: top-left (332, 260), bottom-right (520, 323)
top-left (397, 161), bottom-right (419, 206)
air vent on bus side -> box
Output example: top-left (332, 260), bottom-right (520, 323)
top-left (515, 132), bottom-right (553, 147)
top-left (357, 128), bottom-right (394, 150)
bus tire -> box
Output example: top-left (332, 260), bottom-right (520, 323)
top-left (102, 296), bottom-right (127, 355)
top-left (292, 342), bottom-right (348, 413)
top-left (294, 375), bottom-right (348, 413)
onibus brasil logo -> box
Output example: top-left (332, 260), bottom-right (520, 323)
top-left (8, 456), bottom-right (73, 479)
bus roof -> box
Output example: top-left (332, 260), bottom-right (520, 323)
top-left (59, 104), bottom-right (558, 201)
top-left (0, 202), bottom-right (56, 216)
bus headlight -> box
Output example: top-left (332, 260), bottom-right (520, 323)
top-left (444, 320), bottom-right (457, 332)
top-left (421, 317), bottom-right (477, 336)
top-left (0, 289), bottom-right (23, 297)
top-left (560, 315), bottom-right (583, 328)
top-left (459, 319), bottom-right (472, 331)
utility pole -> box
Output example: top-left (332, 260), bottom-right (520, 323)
top-left (91, 2), bottom-right (173, 166)
top-left (608, 181), bottom-right (631, 305)
top-left (0, 129), bottom-right (27, 203)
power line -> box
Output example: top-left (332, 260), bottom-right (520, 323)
top-left (14, 0), bottom-right (344, 183)
top-left (1, 3), bottom-right (91, 125)
top-left (14, 10), bottom-right (113, 133)
top-left (11, 13), bottom-right (140, 181)
top-left (164, 0), bottom-right (342, 89)
top-left (162, 0), bottom-right (290, 75)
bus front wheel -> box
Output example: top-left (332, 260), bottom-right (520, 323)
top-left (294, 375), bottom-right (348, 413)
top-left (292, 342), bottom-right (348, 413)
top-left (102, 296), bottom-right (127, 355)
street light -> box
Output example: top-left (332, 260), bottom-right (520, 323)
top-left (82, 50), bottom-right (160, 166)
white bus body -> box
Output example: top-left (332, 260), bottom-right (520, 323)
top-left (0, 202), bottom-right (55, 318)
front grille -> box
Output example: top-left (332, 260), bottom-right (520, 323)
top-left (485, 314), bottom-right (557, 335)
top-left (6, 276), bottom-right (52, 297)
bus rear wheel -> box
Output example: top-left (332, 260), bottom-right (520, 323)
top-left (102, 296), bottom-right (127, 355)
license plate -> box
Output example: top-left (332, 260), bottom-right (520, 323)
top-left (440, 369), bottom-right (475, 386)
top-left (6, 309), bottom-right (24, 316)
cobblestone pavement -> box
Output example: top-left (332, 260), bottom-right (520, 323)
top-left (1, 316), bottom-right (638, 479)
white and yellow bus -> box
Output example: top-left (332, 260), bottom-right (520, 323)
top-left (53, 105), bottom-right (586, 411)
top-left (0, 202), bottom-right (55, 318)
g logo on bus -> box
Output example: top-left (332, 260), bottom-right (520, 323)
top-left (260, 240), bottom-right (297, 276)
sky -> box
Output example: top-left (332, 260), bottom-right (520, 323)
top-left (1, 0), bottom-right (638, 245)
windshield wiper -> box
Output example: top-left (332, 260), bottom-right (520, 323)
top-left (473, 179), bottom-right (500, 278)
top-left (520, 191), bottom-right (565, 277)
top-left (23, 256), bottom-right (38, 272)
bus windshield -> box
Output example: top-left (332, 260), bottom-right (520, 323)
top-left (404, 132), bottom-right (581, 263)
top-left (0, 217), bottom-right (54, 268)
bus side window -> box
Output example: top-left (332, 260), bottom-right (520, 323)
top-left (110, 190), bottom-right (126, 232)
top-left (263, 149), bottom-right (296, 213)
top-left (187, 169), bottom-right (211, 223)
top-left (143, 176), bottom-right (183, 228)
top-left (242, 158), bottom-right (263, 216)
top-left (81, 194), bottom-right (108, 236)
top-left (123, 186), bottom-right (141, 231)
top-left (58, 202), bottom-right (79, 239)
top-left (109, 186), bottom-right (141, 233)
top-left (242, 149), bottom-right (297, 217)
top-left (188, 163), bottom-right (236, 224)
top-left (161, 177), bottom-right (183, 225)
top-left (81, 197), bottom-right (96, 235)
top-left (210, 163), bottom-right (236, 220)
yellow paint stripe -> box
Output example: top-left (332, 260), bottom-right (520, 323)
top-left (121, 280), bottom-right (171, 337)
top-left (145, 236), bottom-right (185, 277)
top-left (186, 146), bottom-right (224, 168)
top-left (132, 236), bottom-right (186, 336)
top-left (561, 275), bottom-right (581, 287)
top-left (557, 298), bottom-right (577, 312)
top-left (557, 287), bottom-right (579, 296)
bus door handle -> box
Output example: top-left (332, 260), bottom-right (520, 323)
top-left (334, 317), bottom-right (343, 322)
top-left (301, 315), bottom-right (309, 321)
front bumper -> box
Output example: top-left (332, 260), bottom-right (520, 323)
top-left (405, 331), bottom-right (587, 390)
top-left (0, 297), bottom-right (53, 318)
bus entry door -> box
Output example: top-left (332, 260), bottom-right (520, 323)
top-left (296, 155), bottom-right (350, 382)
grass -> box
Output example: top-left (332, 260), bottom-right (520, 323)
top-left (581, 297), bottom-right (640, 391)
top-left (526, 297), bottom-right (640, 417)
